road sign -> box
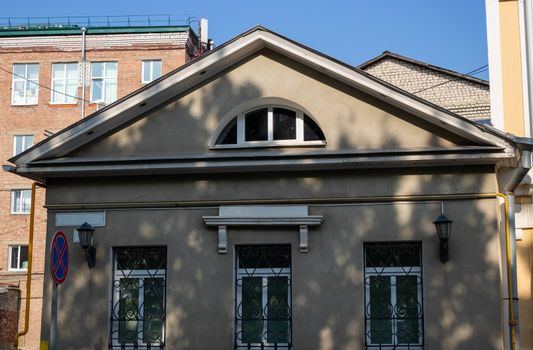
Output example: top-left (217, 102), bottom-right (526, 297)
top-left (50, 231), bottom-right (69, 285)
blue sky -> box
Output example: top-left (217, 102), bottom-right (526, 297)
top-left (5, 0), bottom-right (489, 79)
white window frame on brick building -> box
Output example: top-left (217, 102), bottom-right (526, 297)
top-left (13, 135), bottom-right (34, 156)
top-left (51, 62), bottom-right (79, 104)
top-left (11, 63), bottom-right (39, 105)
top-left (91, 61), bottom-right (118, 105)
top-left (142, 60), bottom-right (162, 83)
top-left (8, 245), bottom-right (28, 271)
top-left (11, 189), bottom-right (31, 214)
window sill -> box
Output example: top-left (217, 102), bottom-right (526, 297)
top-left (48, 103), bottom-right (78, 107)
top-left (7, 269), bottom-right (28, 273)
top-left (11, 103), bottom-right (38, 107)
top-left (210, 140), bottom-right (327, 150)
top-left (10, 212), bottom-right (30, 215)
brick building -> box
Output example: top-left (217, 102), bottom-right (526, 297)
top-left (0, 16), bottom-right (207, 349)
top-left (359, 51), bottom-right (491, 122)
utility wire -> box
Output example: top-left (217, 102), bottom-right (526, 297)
top-left (412, 64), bottom-right (489, 95)
top-left (0, 219), bottom-right (47, 237)
top-left (0, 66), bottom-right (93, 104)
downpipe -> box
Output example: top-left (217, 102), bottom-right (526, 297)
top-left (503, 149), bottom-right (532, 350)
top-left (13, 182), bottom-right (44, 349)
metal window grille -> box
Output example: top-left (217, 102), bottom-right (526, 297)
top-left (364, 242), bottom-right (424, 350)
top-left (109, 247), bottom-right (167, 350)
top-left (235, 245), bottom-right (292, 349)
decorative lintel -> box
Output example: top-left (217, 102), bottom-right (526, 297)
top-left (203, 205), bottom-right (324, 254)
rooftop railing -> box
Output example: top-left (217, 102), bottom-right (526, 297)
top-left (0, 15), bottom-right (194, 30)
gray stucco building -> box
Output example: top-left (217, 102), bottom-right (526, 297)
top-left (5, 27), bottom-right (532, 349)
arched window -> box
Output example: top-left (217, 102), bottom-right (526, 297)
top-left (212, 102), bottom-right (326, 148)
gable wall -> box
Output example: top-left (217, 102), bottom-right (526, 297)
top-left (72, 50), bottom-right (468, 159)
top-left (362, 57), bottom-right (491, 121)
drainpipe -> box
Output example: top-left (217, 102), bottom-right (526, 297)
top-left (80, 27), bottom-right (87, 119)
top-left (503, 148), bottom-right (532, 350)
top-left (13, 182), bottom-right (44, 349)
top-left (523, 0), bottom-right (533, 136)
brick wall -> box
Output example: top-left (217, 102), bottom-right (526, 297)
top-left (0, 32), bottom-right (195, 350)
top-left (0, 286), bottom-right (20, 350)
top-left (362, 56), bottom-right (491, 121)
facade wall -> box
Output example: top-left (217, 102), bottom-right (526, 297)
top-left (0, 31), bottom-right (195, 349)
top-left (362, 57), bottom-right (491, 121)
top-left (72, 50), bottom-right (471, 160)
top-left (40, 169), bottom-right (503, 349)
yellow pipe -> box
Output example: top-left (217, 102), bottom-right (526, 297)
top-left (14, 182), bottom-right (42, 349)
top-left (495, 193), bottom-right (517, 350)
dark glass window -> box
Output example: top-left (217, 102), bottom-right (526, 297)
top-left (303, 115), bottom-right (325, 141)
top-left (273, 108), bottom-right (296, 140)
top-left (236, 245), bottom-right (291, 349)
top-left (216, 117), bottom-right (237, 144)
top-left (110, 247), bottom-right (167, 349)
top-left (364, 242), bottom-right (423, 349)
top-left (245, 108), bottom-right (268, 141)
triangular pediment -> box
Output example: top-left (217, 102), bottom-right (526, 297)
top-left (6, 26), bottom-right (517, 181)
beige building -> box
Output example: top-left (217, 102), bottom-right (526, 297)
top-left (0, 16), bottom-right (207, 349)
top-left (5, 26), bottom-right (533, 350)
top-left (485, 1), bottom-right (533, 349)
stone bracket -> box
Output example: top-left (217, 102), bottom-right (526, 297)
top-left (203, 205), bottom-right (324, 254)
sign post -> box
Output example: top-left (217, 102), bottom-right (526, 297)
top-left (49, 231), bottom-right (69, 350)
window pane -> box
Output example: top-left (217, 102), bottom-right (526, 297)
top-left (116, 247), bottom-right (167, 271)
top-left (366, 244), bottom-right (421, 268)
top-left (242, 277), bottom-right (263, 343)
top-left (26, 81), bottom-right (38, 104)
top-left (10, 247), bottom-right (19, 269)
top-left (369, 276), bottom-right (392, 344)
top-left (303, 115), bottom-right (325, 141)
top-left (119, 278), bottom-right (139, 343)
top-left (66, 63), bottom-right (78, 78)
top-left (52, 80), bottom-right (65, 103)
top-left (106, 62), bottom-right (118, 78)
top-left (273, 108), bottom-right (296, 140)
top-left (91, 79), bottom-right (103, 101)
top-left (19, 246), bottom-right (29, 270)
top-left (238, 245), bottom-right (291, 269)
top-left (27, 64), bottom-right (39, 80)
top-left (52, 64), bottom-right (65, 79)
top-left (105, 80), bottom-right (117, 104)
top-left (396, 276), bottom-right (420, 344)
top-left (142, 61), bottom-right (151, 82)
top-left (65, 79), bottom-right (78, 103)
top-left (12, 191), bottom-right (21, 212)
top-left (92, 62), bottom-right (103, 77)
top-left (13, 64), bottom-right (25, 76)
top-left (14, 137), bottom-right (23, 156)
top-left (245, 108), bottom-right (268, 141)
top-left (143, 278), bottom-right (165, 343)
top-left (13, 81), bottom-right (25, 104)
top-left (216, 117), bottom-right (237, 144)
top-left (152, 61), bottom-right (162, 80)
top-left (267, 276), bottom-right (289, 343)
top-left (21, 190), bottom-right (31, 213)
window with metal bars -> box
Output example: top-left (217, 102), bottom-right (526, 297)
top-left (109, 247), bottom-right (167, 349)
top-left (235, 245), bottom-right (292, 349)
top-left (364, 242), bottom-right (424, 350)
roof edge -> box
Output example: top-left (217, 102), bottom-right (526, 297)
top-left (358, 51), bottom-right (489, 86)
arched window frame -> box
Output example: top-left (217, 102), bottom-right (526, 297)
top-left (209, 97), bottom-right (326, 149)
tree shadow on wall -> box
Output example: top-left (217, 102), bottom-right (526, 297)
top-left (46, 56), bottom-right (505, 350)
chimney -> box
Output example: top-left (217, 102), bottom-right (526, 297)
top-left (199, 18), bottom-right (208, 45)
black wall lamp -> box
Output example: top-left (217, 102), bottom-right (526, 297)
top-left (77, 222), bottom-right (96, 268)
top-left (433, 214), bottom-right (453, 263)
